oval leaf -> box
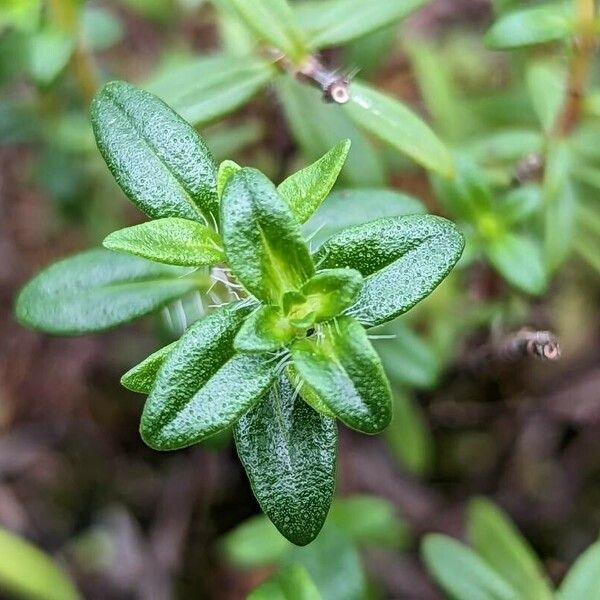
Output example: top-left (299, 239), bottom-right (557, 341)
top-left (248, 564), bottom-right (321, 600)
top-left (91, 81), bottom-right (218, 223)
top-left (103, 217), bottom-right (224, 267)
top-left (15, 249), bottom-right (198, 335)
top-left (141, 302), bottom-right (276, 449)
top-left (314, 215), bottom-right (464, 327)
top-left (217, 159), bottom-right (241, 199)
top-left (291, 316), bottom-right (392, 433)
top-left (278, 139), bottom-right (350, 223)
top-left (121, 341), bottom-right (177, 394)
top-left (235, 375), bottom-right (337, 546)
top-left (221, 167), bottom-right (315, 303)
top-left (345, 81), bottom-right (454, 177)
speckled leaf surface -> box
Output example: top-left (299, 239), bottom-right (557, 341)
top-left (291, 316), bottom-right (392, 433)
top-left (91, 81), bottom-right (218, 223)
top-left (141, 302), bottom-right (276, 449)
top-left (103, 218), bottom-right (224, 267)
top-left (221, 168), bottom-right (314, 303)
top-left (314, 215), bottom-right (464, 327)
top-left (277, 139), bottom-right (350, 223)
top-left (217, 159), bottom-right (241, 198)
top-left (121, 341), bottom-right (177, 393)
top-left (234, 375), bottom-right (337, 546)
top-left (234, 305), bottom-right (296, 353)
top-left (15, 249), bottom-right (198, 335)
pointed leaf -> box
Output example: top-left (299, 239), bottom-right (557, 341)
top-left (345, 81), bottom-right (454, 177)
top-left (147, 54), bottom-right (274, 126)
top-left (221, 167), bottom-right (314, 303)
top-left (248, 564), bottom-right (322, 600)
top-left (421, 534), bottom-right (519, 600)
top-left (235, 375), bottom-right (337, 545)
top-left (468, 497), bottom-right (554, 600)
top-left (91, 81), bottom-right (218, 223)
top-left (234, 305), bottom-right (296, 352)
top-left (15, 249), bottom-right (198, 335)
top-left (141, 303), bottom-right (276, 449)
top-left (121, 341), bottom-right (177, 393)
top-left (291, 316), bottom-right (392, 433)
top-left (217, 159), bottom-right (241, 198)
top-left (314, 215), bottom-right (464, 327)
top-left (558, 539), bottom-right (600, 600)
top-left (103, 218), bottom-right (224, 267)
top-left (286, 365), bottom-right (336, 418)
top-left (278, 139), bottom-right (350, 223)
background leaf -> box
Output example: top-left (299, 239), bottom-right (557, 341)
top-left (248, 564), bottom-right (321, 600)
top-left (558, 539), bottom-right (600, 600)
top-left (15, 249), bottom-right (199, 335)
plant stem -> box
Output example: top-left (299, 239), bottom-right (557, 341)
top-left (553, 0), bottom-right (597, 136)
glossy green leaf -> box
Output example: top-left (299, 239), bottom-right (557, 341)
top-left (217, 159), bottom-right (241, 198)
top-left (344, 81), bottom-right (454, 177)
top-left (278, 139), bottom-right (350, 223)
top-left (103, 218), bottom-right (224, 267)
top-left (248, 564), bottom-right (321, 600)
top-left (91, 81), bottom-right (218, 223)
top-left (291, 316), bottom-right (392, 433)
top-left (295, 0), bottom-right (424, 47)
top-left (147, 54), bottom-right (274, 126)
top-left (305, 188), bottom-right (425, 248)
top-left (286, 365), bottom-right (336, 418)
top-left (329, 495), bottom-right (409, 548)
top-left (558, 539), bottom-right (600, 600)
top-left (468, 497), bottom-right (554, 600)
top-left (15, 249), bottom-right (198, 335)
top-left (385, 389), bottom-right (434, 476)
top-left (314, 215), bottom-right (464, 327)
top-left (485, 232), bottom-right (546, 295)
top-left (234, 305), bottom-right (296, 352)
top-left (422, 534), bottom-right (519, 600)
top-left (485, 4), bottom-right (573, 49)
top-left (140, 302), bottom-right (276, 449)
top-left (226, 0), bottom-right (308, 61)
top-left (221, 167), bottom-right (314, 303)
top-left (283, 525), bottom-right (365, 600)
top-left (121, 341), bottom-right (177, 393)
top-left (0, 527), bottom-right (81, 600)
top-left (221, 515), bottom-right (291, 568)
top-left (296, 268), bottom-right (363, 322)
top-left (235, 375), bottom-right (337, 545)
top-left (277, 78), bottom-right (386, 187)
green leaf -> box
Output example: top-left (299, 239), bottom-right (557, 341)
top-left (485, 232), bottom-right (546, 295)
top-left (91, 81), bottom-right (218, 223)
top-left (220, 515), bottom-right (291, 568)
top-left (344, 81), bottom-right (454, 177)
top-left (558, 539), bottom-right (600, 600)
top-left (15, 249), bottom-right (198, 335)
top-left (283, 525), bottom-right (365, 600)
top-left (147, 54), bottom-right (274, 126)
top-left (234, 305), bottom-right (296, 352)
top-left (82, 6), bottom-right (124, 51)
top-left (468, 129), bottom-right (543, 165)
top-left (28, 28), bottom-right (74, 85)
top-left (286, 365), bottom-right (336, 418)
top-left (421, 534), bottom-right (519, 600)
top-left (225, 0), bottom-right (308, 61)
top-left (0, 527), bottom-right (81, 600)
top-left (501, 185), bottom-right (542, 226)
top-left (291, 316), bottom-right (392, 433)
top-left (305, 188), bottom-right (425, 248)
top-left (295, 268), bottom-right (363, 323)
top-left (234, 375), bottom-right (337, 545)
top-left (468, 497), bottom-right (554, 600)
top-left (140, 302), bottom-right (276, 449)
top-left (314, 215), bottom-right (464, 327)
top-left (526, 59), bottom-right (566, 132)
top-left (385, 389), bottom-right (434, 476)
top-left (221, 167), bottom-right (314, 303)
top-left (248, 564), bottom-right (322, 600)
top-left (278, 139), bottom-right (350, 224)
top-left (485, 4), bottom-right (573, 49)
top-left (295, 0), bottom-right (425, 48)
top-left (329, 495), bottom-right (409, 548)
top-left (545, 181), bottom-right (576, 271)
top-left (121, 341), bottom-right (177, 393)
top-left (217, 159), bottom-right (241, 199)
top-left (103, 218), bottom-right (225, 267)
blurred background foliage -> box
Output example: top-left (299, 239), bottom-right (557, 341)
top-left (0, 0), bottom-right (599, 598)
